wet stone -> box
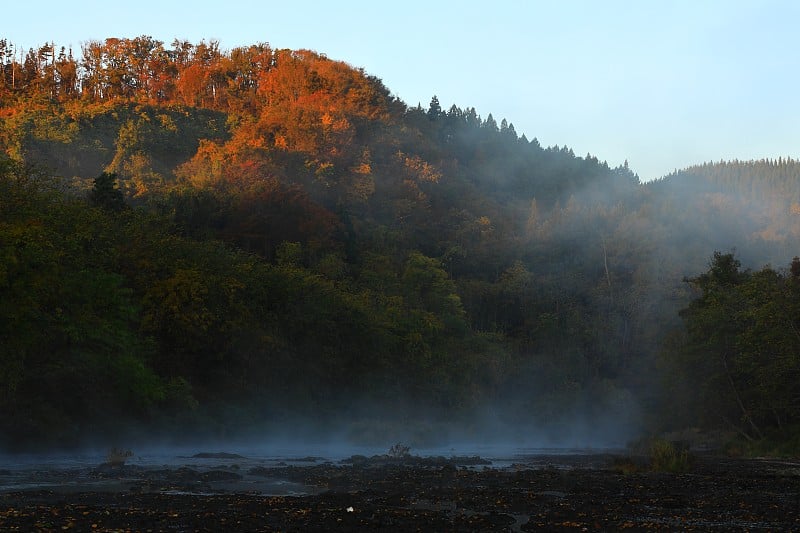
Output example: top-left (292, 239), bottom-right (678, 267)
top-left (0, 454), bottom-right (798, 531)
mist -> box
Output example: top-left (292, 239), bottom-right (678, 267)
top-left (3, 38), bottom-right (800, 458)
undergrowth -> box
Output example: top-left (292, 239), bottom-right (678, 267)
top-left (612, 437), bottom-right (693, 474)
top-left (725, 427), bottom-right (800, 458)
top-left (649, 438), bottom-right (692, 473)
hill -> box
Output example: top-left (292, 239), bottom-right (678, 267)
top-left (1, 37), bottom-right (799, 452)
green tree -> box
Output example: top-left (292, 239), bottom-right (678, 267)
top-left (89, 171), bottom-right (125, 210)
top-left (674, 252), bottom-right (759, 438)
top-left (427, 95), bottom-right (442, 120)
top-left (670, 252), bottom-right (800, 442)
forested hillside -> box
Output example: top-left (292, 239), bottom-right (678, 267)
top-left (2, 37), bottom-right (799, 452)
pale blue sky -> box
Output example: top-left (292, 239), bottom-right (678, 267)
top-left (4, 0), bottom-right (799, 181)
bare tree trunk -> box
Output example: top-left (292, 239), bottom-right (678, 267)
top-left (722, 353), bottom-right (763, 439)
top-left (722, 416), bottom-right (756, 442)
top-left (601, 234), bottom-right (614, 305)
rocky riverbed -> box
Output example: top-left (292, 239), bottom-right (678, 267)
top-left (0, 450), bottom-right (798, 531)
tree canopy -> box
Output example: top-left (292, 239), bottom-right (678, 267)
top-left (3, 38), bottom-right (800, 452)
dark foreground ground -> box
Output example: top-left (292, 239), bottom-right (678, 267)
top-left (1, 453), bottom-right (798, 531)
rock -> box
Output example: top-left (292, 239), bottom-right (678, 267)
top-left (191, 452), bottom-right (245, 459)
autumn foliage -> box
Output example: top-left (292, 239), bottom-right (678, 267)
top-left (3, 37), bottom-right (800, 452)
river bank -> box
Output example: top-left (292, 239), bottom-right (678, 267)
top-left (1, 452), bottom-right (798, 531)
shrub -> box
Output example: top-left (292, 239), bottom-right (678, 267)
top-left (106, 447), bottom-right (133, 466)
top-left (387, 443), bottom-right (411, 458)
top-left (650, 439), bottom-right (692, 473)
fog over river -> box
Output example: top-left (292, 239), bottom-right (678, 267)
top-left (0, 442), bottom-right (623, 495)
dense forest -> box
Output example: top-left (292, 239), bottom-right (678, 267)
top-left (2, 37), bottom-right (800, 453)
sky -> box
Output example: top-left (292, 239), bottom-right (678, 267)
top-left (4, 0), bottom-right (799, 182)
